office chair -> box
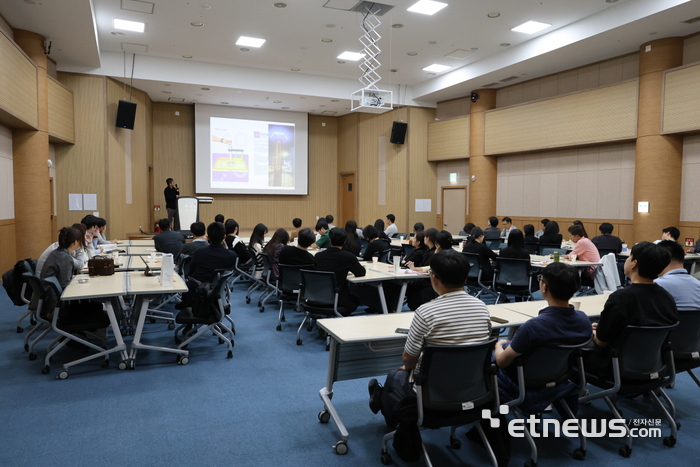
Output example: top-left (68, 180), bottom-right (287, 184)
top-left (540, 247), bottom-right (568, 257)
top-left (174, 270), bottom-right (235, 361)
top-left (297, 269), bottom-right (345, 347)
top-left (492, 258), bottom-right (534, 304)
top-left (579, 323), bottom-right (679, 457)
top-left (14, 260), bottom-right (37, 333)
top-left (276, 263), bottom-right (314, 332)
top-left (667, 310), bottom-right (700, 400)
top-left (255, 253), bottom-right (279, 312)
top-left (378, 249), bottom-right (393, 264)
top-left (485, 239), bottom-right (502, 250)
top-left (462, 252), bottom-right (492, 298)
top-left (359, 239), bottom-right (370, 256)
top-left (21, 273), bottom-right (52, 361)
top-left (502, 338), bottom-right (592, 465)
top-left (380, 340), bottom-right (500, 467)
top-left (401, 243), bottom-right (416, 261)
top-left (523, 243), bottom-right (539, 255)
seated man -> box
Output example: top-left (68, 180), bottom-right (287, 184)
top-left (224, 219), bottom-right (249, 262)
top-left (314, 227), bottom-right (366, 315)
top-left (288, 218), bottom-right (303, 243)
top-left (495, 263), bottom-right (592, 414)
top-left (279, 228), bottom-right (316, 266)
top-left (591, 222), bottom-right (622, 253)
top-left (153, 218), bottom-right (185, 256)
top-left (655, 240), bottom-right (700, 311)
top-left (654, 226), bottom-right (680, 244)
top-left (311, 219), bottom-right (330, 249)
top-left (325, 214), bottom-right (336, 230)
top-left (585, 241), bottom-right (678, 377)
top-left (175, 221), bottom-right (208, 264)
top-left (484, 216), bottom-right (501, 241)
top-left (384, 214), bottom-right (398, 238)
top-left (95, 218), bottom-right (116, 246)
top-left (368, 250), bottom-right (491, 423)
top-left (500, 216), bottom-right (518, 239)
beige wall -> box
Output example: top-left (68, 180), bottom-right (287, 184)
top-left (681, 134), bottom-right (700, 223)
top-left (684, 33), bottom-right (700, 65)
top-left (497, 142), bottom-right (636, 221)
top-left (0, 124), bottom-right (15, 272)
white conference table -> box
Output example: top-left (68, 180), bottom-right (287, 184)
top-left (348, 261), bottom-right (430, 314)
top-left (315, 296), bottom-right (607, 452)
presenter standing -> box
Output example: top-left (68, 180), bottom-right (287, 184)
top-left (164, 178), bottom-right (180, 230)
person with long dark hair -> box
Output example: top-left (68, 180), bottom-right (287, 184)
top-left (462, 226), bottom-right (498, 282)
top-left (362, 225), bottom-right (391, 262)
top-left (343, 220), bottom-right (362, 255)
top-left (263, 228), bottom-right (290, 278)
top-left (538, 220), bottom-right (562, 245)
top-left (499, 229), bottom-right (530, 260)
top-left (249, 223), bottom-right (268, 277)
top-left (374, 219), bottom-right (390, 241)
top-left (401, 230), bottom-right (427, 267)
top-left (523, 224), bottom-right (538, 244)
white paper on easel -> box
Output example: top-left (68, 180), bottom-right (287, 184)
top-left (160, 253), bottom-right (174, 287)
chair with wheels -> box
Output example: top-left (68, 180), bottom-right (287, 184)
top-left (380, 340), bottom-right (500, 467)
top-left (11, 260), bottom-right (37, 333)
top-left (462, 253), bottom-right (492, 298)
top-left (229, 248), bottom-right (256, 288)
top-left (174, 270), bottom-right (235, 360)
top-left (579, 323), bottom-right (679, 457)
top-left (256, 253), bottom-right (279, 312)
top-left (276, 263), bottom-right (313, 331)
top-left (297, 269), bottom-right (346, 346)
top-left (523, 243), bottom-right (539, 255)
top-left (359, 239), bottom-right (370, 256)
top-left (664, 310), bottom-right (700, 415)
top-left (596, 248), bottom-right (618, 258)
top-left (401, 243), bottom-right (416, 262)
top-left (21, 273), bottom-right (53, 361)
top-left (501, 338), bottom-right (592, 466)
top-left (492, 257), bottom-right (534, 304)
top-left (42, 276), bottom-right (112, 378)
top-left (379, 249), bottom-right (392, 264)
top-left (485, 239), bottom-right (502, 250)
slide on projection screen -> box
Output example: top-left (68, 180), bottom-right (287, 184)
top-left (195, 104), bottom-right (309, 195)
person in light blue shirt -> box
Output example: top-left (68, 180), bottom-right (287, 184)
top-left (655, 240), bottom-right (700, 311)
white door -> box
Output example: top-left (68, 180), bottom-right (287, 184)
top-left (442, 187), bottom-right (467, 235)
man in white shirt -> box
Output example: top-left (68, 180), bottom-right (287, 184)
top-left (655, 240), bottom-right (700, 310)
top-left (500, 216), bottom-right (518, 239)
top-left (384, 213), bottom-right (398, 238)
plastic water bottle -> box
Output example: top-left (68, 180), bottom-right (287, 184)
top-left (553, 251), bottom-right (560, 263)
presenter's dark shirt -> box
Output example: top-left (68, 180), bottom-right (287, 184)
top-left (164, 186), bottom-right (179, 210)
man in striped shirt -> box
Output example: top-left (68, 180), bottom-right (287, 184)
top-left (369, 249), bottom-right (491, 424)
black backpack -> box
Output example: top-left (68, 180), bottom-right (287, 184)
top-left (2, 259), bottom-right (36, 306)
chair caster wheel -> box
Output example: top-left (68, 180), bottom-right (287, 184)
top-left (450, 435), bottom-right (462, 449)
top-left (57, 370), bottom-right (69, 380)
top-left (318, 410), bottom-right (331, 423)
top-left (619, 445), bottom-right (632, 457)
top-left (168, 323), bottom-right (175, 330)
top-left (30, 318), bottom-right (37, 325)
top-left (524, 459), bottom-right (537, 467)
top-left (334, 440), bottom-right (348, 455)
top-left (28, 353), bottom-right (37, 361)
top-left (177, 355), bottom-right (189, 365)
top-left (41, 365), bottom-right (50, 375)
top-left (100, 359), bottom-right (109, 369)
top-left (296, 339), bottom-right (302, 345)
top-left (218, 337), bottom-right (224, 344)
top-left (257, 302), bottom-right (262, 307)
top-left (118, 361), bottom-right (128, 370)
top-left (380, 451), bottom-right (392, 465)
top-left (663, 436), bottom-right (676, 447)
top-left (281, 316), bottom-right (286, 322)
top-left (227, 350), bottom-right (233, 358)
top-left (676, 421), bottom-right (681, 430)
top-left (24, 344), bottom-right (29, 352)
top-left (149, 318), bottom-right (156, 324)
top-left (276, 324), bottom-right (282, 331)
top-left (17, 326), bottom-right (23, 333)
top-left (573, 448), bottom-right (586, 460)
top-left (259, 307), bottom-right (265, 312)
top-left (245, 298), bottom-right (251, 304)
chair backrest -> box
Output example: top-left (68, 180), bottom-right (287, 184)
top-left (258, 252), bottom-right (272, 280)
top-left (401, 243), bottom-right (416, 260)
top-left (523, 242), bottom-right (539, 255)
top-left (519, 338), bottom-right (592, 389)
top-left (669, 311), bottom-right (700, 358)
top-left (396, 232), bottom-right (407, 239)
top-left (538, 243), bottom-right (564, 255)
top-left (415, 340), bottom-right (497, 412)
top-left (462, 252), bottom-right (481, 281)
top-left (192, 271), bottom-right (233, 320)
top-left (485, 239), bottom-right (502, 250)
top-left (300, 269), bottom-right (337, 307)
top-left (278, 264), bottom-right (313, 295)
top-left (359, 239), bottom-right (369, 256)
top-left (540, 247), bottom-right (567, 256)
top-left (614, 323), bottom-right (678, 380)
top-left (21, 260), bottom-right (35, 276)
top-left (378, 249), bottom-right (392, 264)
top-left (596, 248), bottom-right (617, 258)
top-left (458, 230), bottom-right (468, 236)
top-left (493, 258), bottom-right (531, 289)
top-left (22, 272), bottom-right (47, 310)
top-left (178, 254), bottom-right (192, 280)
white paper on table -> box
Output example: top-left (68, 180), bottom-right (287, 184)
top-left (160, 253), bottom-right (174, 287)
top-left (83, 193), bottom-right (97, 211)
top-left (68, 194), bottom-right (83, 211)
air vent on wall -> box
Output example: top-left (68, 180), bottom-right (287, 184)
top-left (682, 15), bottom-right (700, 24)
top-left (500, 75), bottom-right (520, 83)
top-left (481, 82), bottom-right (500, 88)
top-left (167, 97), bottom-right (185, 102)
top-left (121, 0), bottom-right (155, 14)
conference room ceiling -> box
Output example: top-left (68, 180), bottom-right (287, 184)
top-left (3, 0), bottom-right (700, 116)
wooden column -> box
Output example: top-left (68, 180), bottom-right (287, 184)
top-left (468, 89), bottom-right (497, 227)
top-left (12, 29), bottom-right (52, 259)
top-left (633, 37), bottom-right (684, 244)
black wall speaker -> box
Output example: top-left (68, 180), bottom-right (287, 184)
top-left (116, 100), bottom-right (137, 130)
top-left (390, 121), bottom-right (408, 145)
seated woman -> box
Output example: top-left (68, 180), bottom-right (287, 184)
top-left (262, 228), bottom-right (289, 279)
top-left (249, 223), bottom-right (268, 278)
top-left (374, 219), bottom-right (390, 241)
top-left (538, 220), bottom-right (563, 245)
top-left (499, 229), bottom-right (530, 260)
top-left (362, 225), bottom-right (391, 262)
top-left (462, 227), bottom-right (498, 283)
top-left (342, 220), bottom-right (362, 255)
top-left (400, 230), bottom-right (427, 268)
top-left (523, 224), bottom-right (539, 244)
top-left (410, 222), bottom-right (425, 238)
top-left (36, 223), bottom-right (88, 277)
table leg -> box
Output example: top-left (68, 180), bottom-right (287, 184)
top-left (129, 295), bottom-right (188, 365)
top-left (318, 337), bottom-right (350, 451)
top-left (395, 281), bottom-right (408, 314)
top-left (377, 283), bottom-right (388, 315)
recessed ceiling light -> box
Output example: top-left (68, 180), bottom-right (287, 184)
top-left (423, 64), bottom-right (451, 73)
top-left (114, 19), bottom-right (145, 32)
top-left (282, 107), bottom-right (290, 109)
top-left (511, 20), bottom-right (551, 34)
top-left (240, 48), bottom-right (250, 52)
top-left (161, 91), bottom-right (171, 94)
top-left (236, 36), bottom-right (266, 48)
top-left (500, 43), bottom-right (511, 47)
top-left (274, 2), bottom-right (287, 7)
top-left (111, 32), bottom-right (125, 36)
top-left (487, 12), bottom-right (500, 18)
top-left (273, 100), bottom-right (282, 103)
top-left (337, 52), bottom-right (365, 61)
top-left (321, 38), bottom-right (333, 43)
top-left (182, 55), bottom-right (192, 59)
top-left (337, 60), bottom-right (346, 64)
top-left (201, 87), bottom-right (210, 91)
top-left (392, 24), bottom-right (404, 28)
top-left (221, 102), bottom-right (229, 104)
top-left (291, 68), bottom-right (300, 71)
top-left (201, 4), bottom-right (211, 9)
top-left (407, 52), bottom-right (418, 56)
top-left (331, 99), bottom-right (340, 102)
top-left (190, 21), bottom-right (204, 27)
top-left (407, 1), bottom-right (448, 16)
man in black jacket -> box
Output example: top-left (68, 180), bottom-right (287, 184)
top-left (153, 218), bottom-right (185, 256)
top-left (314, 228), bottom-right (366, 315)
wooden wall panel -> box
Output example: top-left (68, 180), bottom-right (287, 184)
top-left (337, 113), bottom-right (358, 174)
top-left (0, 30), bottom-right (38, 129)
top-left (485, 81), bottom-right (638, 155)
top-left (54, 73), bottom-right (106, 231)
top-left (47, 76), bottom-right (74, 143)
top-left (427, 116), bottom-right (469, 161)
top-left (504, 217), bottom-right (634, 245)
top-left (662, 63), bottom-right (700, 134)
top-left (152, 104), bottom-right (338, 231)
top-left (435, 97), bottom-right (470, 120)
top-left (407, 107), bottom-right (437, 230)
top-left (0, 219), bottom-right (16, 273)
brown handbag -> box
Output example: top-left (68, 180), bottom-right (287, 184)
top-left (87, 257), bottom-right (115, 276)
